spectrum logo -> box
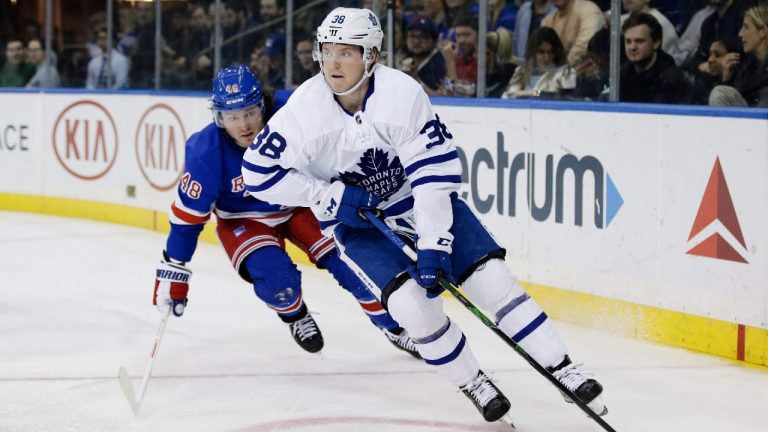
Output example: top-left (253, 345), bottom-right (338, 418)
top-left (686, 157), bottom-right (748, 263)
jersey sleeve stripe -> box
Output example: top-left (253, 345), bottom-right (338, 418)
top-left (242, 159), bottom-right (284, 174)
top-left (404, 150), bottom-right (459, 176)
top-left (410, 175), bottom-right (462, 188)
top-left (171, 202), bottom-right (211, 224)
top-left (243, 168), bottom-right (290, 192)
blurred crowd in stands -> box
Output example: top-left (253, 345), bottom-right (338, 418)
top-left (1, 0), bottom-right (767, 107)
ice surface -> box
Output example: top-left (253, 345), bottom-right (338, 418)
top-left (1, 211), bottom-right (766, 432)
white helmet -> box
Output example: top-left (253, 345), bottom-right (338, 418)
top-left (314, 7), bottom-right (384, 96)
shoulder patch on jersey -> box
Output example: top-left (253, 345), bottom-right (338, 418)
top-left (338, 148), bottom-right (406, 201)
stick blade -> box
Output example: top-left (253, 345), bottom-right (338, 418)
top-left (118, 366), bottom-right (140, 416)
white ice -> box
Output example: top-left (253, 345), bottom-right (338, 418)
top-left (1, 211), bottom-right (766, 432)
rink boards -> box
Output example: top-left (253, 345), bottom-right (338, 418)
top-left (1, 90), bottom-right (766, 366)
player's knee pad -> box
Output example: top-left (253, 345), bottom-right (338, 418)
top-left (244, 246), bottom-right (302, 313)
top-left (461, 258), bottom-right (525, 315)
top-left (386, 279), bottom-right (447, 339)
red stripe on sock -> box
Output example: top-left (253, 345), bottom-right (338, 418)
top-left (737, 324), bottom-right (745, 361)
top-left (359, 300), bottom-right (384, 313)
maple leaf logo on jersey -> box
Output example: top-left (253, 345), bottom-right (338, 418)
top-left (338, 148), bottom-right (406, 201)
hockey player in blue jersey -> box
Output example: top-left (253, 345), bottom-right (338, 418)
top-left (153, 64), bottom-right (419, 357)
top-left (241, 7), bottom-right (607, 424)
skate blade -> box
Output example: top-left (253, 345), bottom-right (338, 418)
top-left (587, 396), bottom-right (608, 416)
top-left (497, 413), bottom-right (516, 429)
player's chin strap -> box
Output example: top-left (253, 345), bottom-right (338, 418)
top-left (321, 59), bottom-right (377, 97)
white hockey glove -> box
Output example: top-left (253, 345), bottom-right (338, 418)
top-left (153, 251), bottom-right (191, 317)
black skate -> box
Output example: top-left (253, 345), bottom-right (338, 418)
top-left (283, 307), bottom-right (324, 353)
top-left (548, 355), bottom-right (607, 416)
top-left (460, 370), bottom-right (513, 424)
top-left (382, 327), bottom-right (421, 359)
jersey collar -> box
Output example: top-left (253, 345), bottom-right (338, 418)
top-left (335, 72), bottom-right (376, 117)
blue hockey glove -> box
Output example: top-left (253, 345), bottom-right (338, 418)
top-left (319, 182), bottom-right (379, 228)
top-left (408, 249), bottom-right (451, 297)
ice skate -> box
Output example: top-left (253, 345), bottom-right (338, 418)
top-left (382, 327), bottom-right (421, 359)
top-left (460, 370), bottom-right (513, 424)
top-left (549, 355), bottom-right (607, 416)
top-left (288, 312), bottom-right (324, 353)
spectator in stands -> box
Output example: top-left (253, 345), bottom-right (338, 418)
top-left (292, 38), bottom-right (319, 86)
top-left (442, 0), bottom-right (475, 40)
top-left (688, 37), bottom-right (741, 103)
top-left (709, 4), bottom-right (768, 106)
top-left (515, 0), bottom-right (557, 60)
top-left (260, 0), bottom-right (284, 24)
top-left (689, 0), bottom-right (752, 71)
top-left (486, 27), bottom-right (518, 96)
top-left (129, 1), bottom-right (157, 88)
top-left (490, 0), bottom-right (519, 33)
top-left (423, 0), bottom-right (450, 39)
top-left (250, 32), bottom-right (286, 92)
top-left (399, 14), bottom-right (447, 95)
top-left (439, 14), bottom-right (479, 96)
top-left (613, 0), bottom-right (680, 54)
top-left (168, 4), bottom-right (211, 90)
top-left (25, 38), bottom-right (60, 88)
top-left (502, 27), bottom-right (577, 98)
top-left (86, 27), bottom-right (130, 89)
top-left (0, 39), bottom-right (35, 87)
top-left (620, 12), bottom-right (692, 103)
top-left (669, 2), bottom-right (716, 65)
top-left (572, 27), bottom-right (612, 99)
top-left (542, 0), bottom-right (605, 65)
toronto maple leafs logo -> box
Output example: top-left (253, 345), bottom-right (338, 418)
top-left (338, 148), bottom-right (406, 201)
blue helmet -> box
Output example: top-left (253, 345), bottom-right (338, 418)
top-left (211, 65), bottom-right (264, 114)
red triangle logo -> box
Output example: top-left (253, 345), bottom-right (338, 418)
top-left (687, 157), bottom-right (747, 263)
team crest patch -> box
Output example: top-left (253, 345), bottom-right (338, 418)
top-left (368, 13), bottom-right (378, 26)
top-left (338, 148), bottom-right (405, 201)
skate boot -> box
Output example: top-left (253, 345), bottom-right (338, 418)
top-left (460, 370), bottom-right (512, 423)
top-left (285, 308), bottom-right (324, 353)
top-left (382, 327), bottom-right (421, 359)
top-left (548, 355), bottom-right (607, 416)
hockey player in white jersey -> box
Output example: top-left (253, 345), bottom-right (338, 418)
top-left (241, 7), bottom-right (607, 423)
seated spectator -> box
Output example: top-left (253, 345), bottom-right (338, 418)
top-left (688, 0), bottom-right (751, 72)
top-left (490, 0), bottom-right (519, 33)
top-left (439, 14), bottom-right (479, 96)
top-left (668, 3), bottom-right (716, 65)
top-left (620, 13), bottom-right (693, 103)
top-left (250, 33), bottom-right (286, 92)
top-left (502, 27), bottom-right (577, 98)
top-left (542, 0), bottom-right (605, 65)
top-left (485, 27), bottom-right (518, 97)
top-left (687, 37), bottom-right (741, 103)
top-left (86, 27), bottom-right (130, 89)
top-left (0, 39), bottom-right (36, 87)
top-left (515, 0), bottom-right (557, 60)
top-left (709, 5), bottom-right (768, 107)
top-left (398, 14), bottom-right (447, 95)
top-left (25, 38), bottom-right (61, 88)
top-left (292, 38), bottom-right (319, 86)
top-left (614, 0), bottom-right (680, 55)
top-left (572, 27), bottom-right (613, 100)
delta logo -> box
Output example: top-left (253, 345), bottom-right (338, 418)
top-left (686, 157), bottom-right (748, 264)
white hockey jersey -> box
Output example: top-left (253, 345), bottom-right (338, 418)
top-left (241, 65), bottom-right (462, 251)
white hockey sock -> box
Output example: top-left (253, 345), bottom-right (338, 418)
top-left (387, 280), bottom-right (480, 386)
top-left (462, 259), bottom-right (566, 368)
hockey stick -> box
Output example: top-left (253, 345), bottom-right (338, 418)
top-left (361, 211), bottom-right (617, 432)
top-left (118, 306), bottom-right (172, 416)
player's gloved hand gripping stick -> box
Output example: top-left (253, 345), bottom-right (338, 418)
top-left (361, 210), bottom-right (617, 432)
